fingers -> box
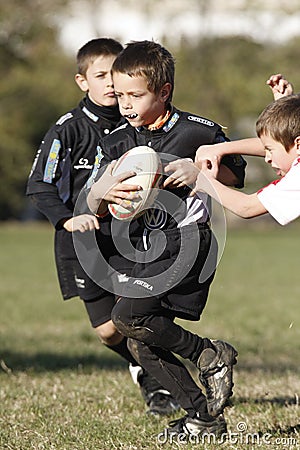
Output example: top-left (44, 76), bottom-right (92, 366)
top-left (163, 159), bottom-right (199, 188)
top-left (163, 174), bottom-right (177, 188)
top-left (164, 160), bottom-right (179, 173)
top-left (164, 158), bottom-right (193, 173)
top-left (64, 215), bottom-right (100, 233)
top-left (103, 183), bottom-right (142, 209)
top-left (266, 73), bottom-right (283, 88)
top-left (78, 220), bottom-right (99, 233)
top-left (163, 171), bottom-right (188, 188)
top-left (266, 73), bottom-right (293, 99)
top-left (202, 159), bottom-right (212, 170)
top-left (116, 170), bottom-right (139, 183)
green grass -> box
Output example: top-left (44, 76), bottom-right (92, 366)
top-left (0, 222), bottom-right (299, 449)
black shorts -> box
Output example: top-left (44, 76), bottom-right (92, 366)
top-left (83, 293), bottom-right (117, 328)
top-left (54, 228), bottom-right (112, 301)
top-left (112, 223), bottom-right (217, 321)
top-left (55, 228), bottom-right (124, 328)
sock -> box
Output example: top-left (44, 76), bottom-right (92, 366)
top-left (105, 337), bottom-right (138, 366)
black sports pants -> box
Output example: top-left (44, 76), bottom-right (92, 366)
top-left (111, 295), bottom-right (214, 418)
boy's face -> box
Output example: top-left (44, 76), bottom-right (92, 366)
top-left (75, 54), bottom-right (117, 107)
top-left (260, 133), bottom-right (299, 177)
top-left (113, 72), bottom-right (170, 128)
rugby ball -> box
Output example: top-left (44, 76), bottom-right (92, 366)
top-left (108, 146), bottom-right (162, 221)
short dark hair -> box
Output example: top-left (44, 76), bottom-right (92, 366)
top-left (256, 94), bottom-right (300, 150)
top-left (76, 38), bottom-right (123, 76)
top-left (112, 40), bottom-right (175, 103)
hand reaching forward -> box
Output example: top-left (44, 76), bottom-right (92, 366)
top-left (163, 158), bottom-right (199, 189)
top-left (194, 157), bottom-right (219, 196)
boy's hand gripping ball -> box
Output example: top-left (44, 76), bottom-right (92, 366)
top-left (108, 146), bottom-right (162, 221)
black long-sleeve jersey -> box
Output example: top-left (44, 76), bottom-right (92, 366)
top-left (26, 95), bottom-right (121, 228)
top-left (95, 106), bottom-right (246, 231)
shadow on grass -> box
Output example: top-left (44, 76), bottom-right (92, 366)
top-left (0, 350), bottom-right (128, 373)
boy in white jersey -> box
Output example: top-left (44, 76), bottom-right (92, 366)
top-left (195, 93), bottom-right (300, 226)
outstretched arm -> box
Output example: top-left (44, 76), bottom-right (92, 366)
top-left (195, 159), bottom-right (267, 219)
top-left (195, 137), bottom-right (265, 168)
top-left (163, 157), bottom-right (240, 189)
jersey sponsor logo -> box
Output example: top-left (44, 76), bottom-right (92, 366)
top-left (75, 275), bottom-right (85, 289)
top-left (74, 158), bottom-right (93, 170)
top-left (133, 279), bottom-right (153, 291)
top-left (82, 106), bottom-right (99, 122)
top-left (117, 273), bottom-right (129, 283)
top-left (187, 115), bottom-right (215, 127)
top-left (56, 112), bottom-right (73, 125)
top-left (43, 139), bottom-right (60, 183)
top-left (143, 200), bottom-right (168, 230)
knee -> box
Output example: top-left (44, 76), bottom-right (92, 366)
top-left (111, 299), bottom-right (133, 337)
top-left (94, 320), bottom-right (123, 346)
top-left (111, 300), bottom-right (153, 342)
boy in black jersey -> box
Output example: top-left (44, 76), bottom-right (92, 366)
top-left (26, 38), bottom-right (178, 416)
top-left (86, 40), bottom-right (246, 438)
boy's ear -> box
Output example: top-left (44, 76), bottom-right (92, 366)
top-left (160, 83), bottom-right (172, 102)
top-left (75, 73), bottom-right (89, 92)
top-left (295, 136), bottom-right (300, 154)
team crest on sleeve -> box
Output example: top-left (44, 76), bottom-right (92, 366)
top-left (187, 116), bottom-right (215, 127)
top-left (43, 139), bottom-right (61, 182)
top-left (143, 200), bottom-right (167, 230)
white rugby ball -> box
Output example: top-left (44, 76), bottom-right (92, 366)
top-left (108, 146), bottom-right (162, 221)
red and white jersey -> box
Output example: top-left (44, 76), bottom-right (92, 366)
top-left (257, 156), bottom-right (300, 225)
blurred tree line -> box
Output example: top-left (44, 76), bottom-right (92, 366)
top-left (1, 0), bottom-right (300, 220)
top-left (0, 0), bottom-right (79, 220)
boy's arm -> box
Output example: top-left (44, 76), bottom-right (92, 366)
top-left (164, 132), bottom-right (254, 189)
top-left (26, 127), bottom-right (76, 228)
top-left (195, 137), bottom-right (265, 167)
top-left (195, 159), bottom-right (267, 219)
top-left (26, 128), bottom-right (99, 231)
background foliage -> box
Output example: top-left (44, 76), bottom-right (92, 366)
top-left (1, 1), bottom-right (300, 219)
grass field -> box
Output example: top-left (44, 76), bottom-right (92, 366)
top-left (0, 222), bottom-right (299, 449)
